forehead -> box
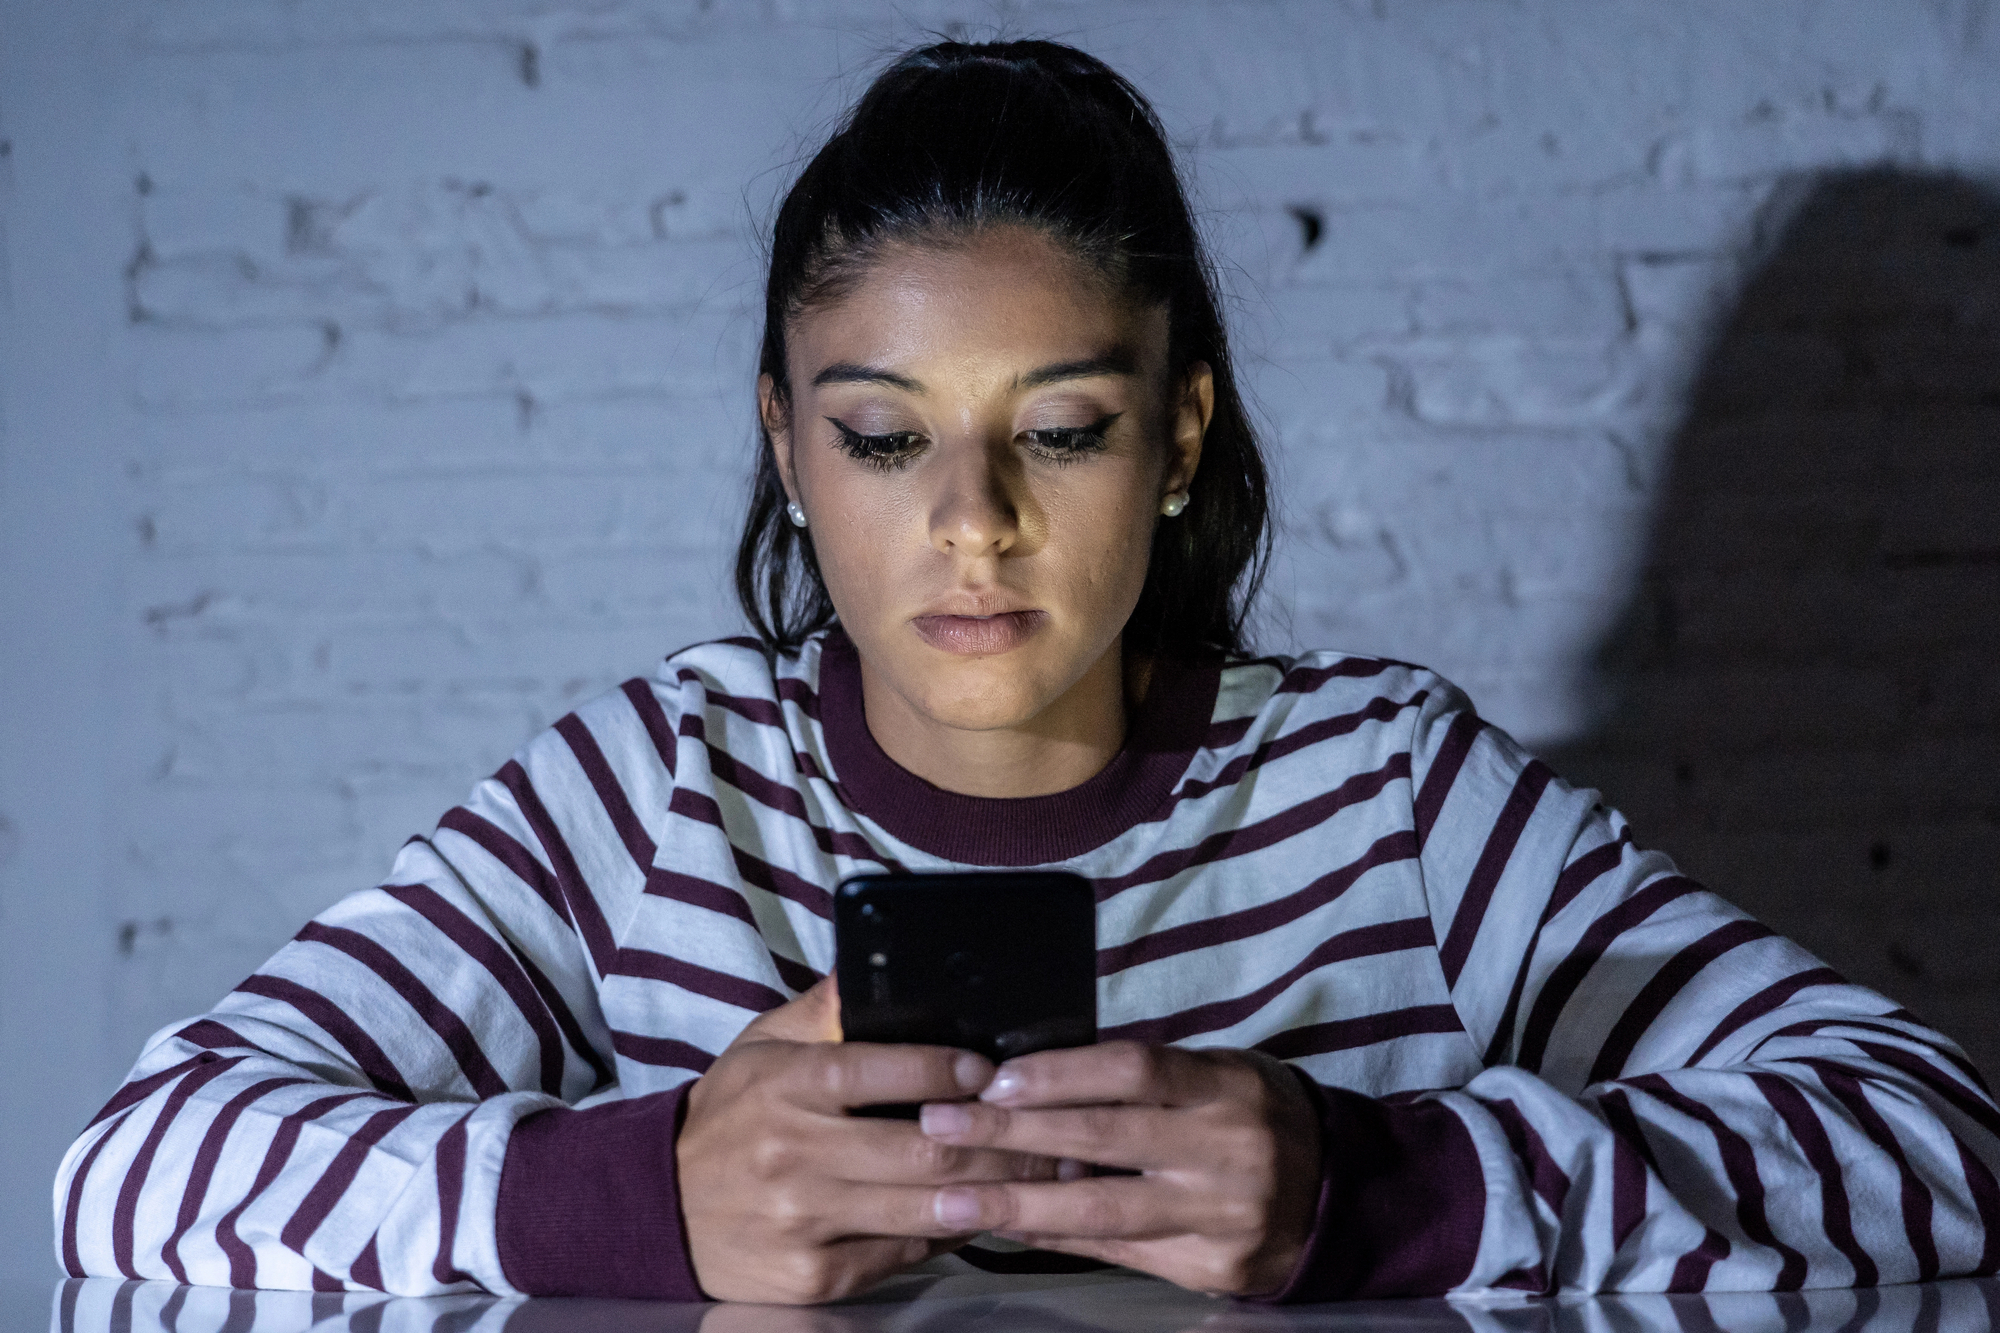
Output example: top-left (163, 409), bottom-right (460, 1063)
top-left (788, 227), bottom-right (1167, 380)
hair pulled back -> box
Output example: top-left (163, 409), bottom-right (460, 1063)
top-left (736, 38), bottom-right (1271, 657)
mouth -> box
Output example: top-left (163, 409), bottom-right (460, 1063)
top-left (910, 609), bottom-right (1048, 656)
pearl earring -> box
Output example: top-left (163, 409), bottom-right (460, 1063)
top-left (786, 502), bottom-right (807, 528)
top-left (1160, 493), bottom-right (1188, 518)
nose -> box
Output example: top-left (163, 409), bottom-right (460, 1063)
top-left (928, 434), bottom-right (1021, 559)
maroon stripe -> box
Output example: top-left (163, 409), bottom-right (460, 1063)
top-left (216, 1092), bottom-right (372, 1287)
top-left (279, 1103), bottom-right (422, 1253)
top-left (1438, 760), bottom-right (1553, 989)
top-left (1686, 966), bottom-right (1846, 1066)
top-left (1167, 694), bottom-right (1420, 807)
top-left (1797, 1059), bottom-right (1939, 1280)
top-left (1547, 831), bottom-right (1633, 924)
top-left (642, 861), bottom-right (758, 928)
top-left (233, 974), bottom-right (414, 1101)
top-left (511, 939), bottom-right (614, 1092)
top-left (1094, 761), bottom-right (1414, 903)
top-left (1849, 1040), bottom-right (2000, 1147)
top-left (298, 922), bottom-right (509, 1099)
top-left (776, 674), bottom-right (821, 720)
top-left (311, 1267), bottom-right (343, 1292)
top-left (1100, 917), bottom-right (1435, 1046)
top-left (112, 1055), bottom-right (243, 1276)
top-left (1588, 920), bottom-right (1777, 1084)
top-left (496, 760), bottom-right (619, 975)
top-left (1412, 710), bottom-right (1481, 847)
top-left (351, 1236), bottom-right (384, 1290)
top-left (1483, 834), bottom-right (1633, 1066)
top-left (1759, 1020), bottom-right (2000, 1122)
top-left (1487, 1097), bottom-right (1570, 1221)
top-left (175, 1020), bottom-right (256, 1052)
top-left (1629, 1076), bottom-right (1807, 1289)
top-left (86, 1054), bottom-right (214, 1130)
top-left (554, 712), bottom-right (657, 873)
top-left (732, 843), bottom-right (836, 920)
top-left (1749, 1072), bottom-right (1874, 1285)
top-left (1515, 877), bottom-right (1700, 1074)
top-left (670, 779), bottom-right (892, 881)
top-left (612, 947), bottom-right (789, 1014)
top-left (697, 734), bottom-right (903, 866)
top-left (162, 1077), bottom-right (309, 1284)
top-left (381, 883), bottom-right (566, 1097)
top-left (610, 1030), bottom-right (716, 1073)
top-left (1668, 1227), bottom-right (1731, 1292)
top-left (435, 807), bottom-right (572, 929)
top-left (1849, 1028), bottom-right (1995, 1103)
top-left (1596, 1089), bottom-right (1651, 1253)
top-left (1252, 1004), bottom-right (1464, 1060)
top-left (432, 1112), bottom-right (476, 1287)
top-left (62, 1111), bottom-right (134, 1276)
top-left (769, 952), bottom-right (823, 995)
top-left (1099, 829), bottom-right (1416, 977)
top-left (1955, 1136), bottom-right (2000, 1277)
top-left (620, 677), bottom-right (678, 778)
top-left (680, 668), bottom-right (788, 732)
top-left (1275, 656), bottom-right (1399, 693)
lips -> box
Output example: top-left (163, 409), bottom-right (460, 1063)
top-left (911, 609), bottom-right (1048, 656)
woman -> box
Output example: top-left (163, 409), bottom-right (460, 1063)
top-left (58, 40), bottom-right (2000, 1305)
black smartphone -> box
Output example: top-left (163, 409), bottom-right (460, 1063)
top-left (834, 871), bottom-right (1097, 1104)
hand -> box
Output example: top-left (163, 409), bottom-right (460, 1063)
top-left (913, 1041), bottom-right (1323, 1297)
top-left (677, 978), bottom-right (1058, 1304)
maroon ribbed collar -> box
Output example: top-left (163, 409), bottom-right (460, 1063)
top-left (817, 628), bottom-right (1221, 867)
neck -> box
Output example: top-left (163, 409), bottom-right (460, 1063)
top-left (858, 639), bottom-right (1136, 798)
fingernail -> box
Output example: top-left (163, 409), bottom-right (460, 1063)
top-left (920, 1102), bottom-right (972, 1137)
top-left (934, 1189), bottom-right (981, 1229)
top-left (981, 1067), bottom-right (1024, 1103)
top-left (952, 1052), bottom-right (991, 1091)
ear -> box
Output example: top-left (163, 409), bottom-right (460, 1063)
top-left (758, 373), bottom-right (801, 503)
top-left (1165, 361), bottom-right (1213, 500)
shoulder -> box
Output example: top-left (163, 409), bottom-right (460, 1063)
top-left (508, 634), bottom-right (813, 783)
top-left (1210, 647), bottom-right (1467, 746)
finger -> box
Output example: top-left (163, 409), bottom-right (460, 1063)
top-left (980, 1041), bottom-right (1236, 1108)
top-left (730, 975), bottom-right (841, 1048)
top-left (833, 1118), bottom-right (1061, 1186)
top-left (919, 1100), bottom-right (1183, 1170)
top-left (781, 1042), bottom-right (993, 1112)
top-left (831, 1182), bottom-right (1024, 1240)
top-left (928, 1175), bottom-right (1183, 1240)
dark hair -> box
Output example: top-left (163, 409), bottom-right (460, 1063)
top-left (735, 38), bottom-right (1271, 657)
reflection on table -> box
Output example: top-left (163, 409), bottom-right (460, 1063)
top-left (52, 1270), bottom-right (2000, 1333)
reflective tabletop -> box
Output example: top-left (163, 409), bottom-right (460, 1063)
top-left (37, 1271), bottom-right (2000, 1333)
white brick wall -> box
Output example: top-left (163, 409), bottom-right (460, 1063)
top-left (4, 0), bottom-right (1998, 1281)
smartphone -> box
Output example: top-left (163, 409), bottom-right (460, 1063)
top-left (835, 870), bottom-right (1097, 1082)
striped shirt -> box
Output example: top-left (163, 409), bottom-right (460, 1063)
top-left (55, 628), bottom-right (2000, 1299)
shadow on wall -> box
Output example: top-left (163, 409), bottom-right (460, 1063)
top-left (1547, 168), bottom-right (2000, 1085)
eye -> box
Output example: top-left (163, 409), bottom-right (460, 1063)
top-left (827, 418), bottom-right (924, 471)
top-left (1022, 413), bottom-right (1120, 464)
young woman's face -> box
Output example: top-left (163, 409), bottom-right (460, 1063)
top-left (762, 226), bottom-right (1209, 735)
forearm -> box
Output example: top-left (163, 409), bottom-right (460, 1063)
top-left (1275, 1022), bottom-right (2000, 1299)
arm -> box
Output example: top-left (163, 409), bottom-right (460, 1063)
top-left (1280, 684), bottom-right (2000, 1297)
top-left (54, 689), bottom-right (695, 1296)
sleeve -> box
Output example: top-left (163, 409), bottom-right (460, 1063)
top-left (52, 681), bottom-right (708, 1299)
top-left (1274, 681), bottom-right (2000, 1300)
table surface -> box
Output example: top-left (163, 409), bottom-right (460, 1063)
top-left (32, 1271), bottom-right (2000, 1333)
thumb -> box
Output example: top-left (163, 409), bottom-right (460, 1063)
top-left (730, 974), bottom-right (841, 1048)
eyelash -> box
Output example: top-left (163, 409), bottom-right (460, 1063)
top-left (825, 415), bottom-right (1120, 471)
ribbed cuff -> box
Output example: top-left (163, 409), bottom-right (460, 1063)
top-left (1260, 1077), bottom-right (1485, 1302)
top-left (496, 1086), bottom-right (705, 1300)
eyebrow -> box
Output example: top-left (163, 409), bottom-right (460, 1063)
top-left (807, 346), bottom-right (1141, 394)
